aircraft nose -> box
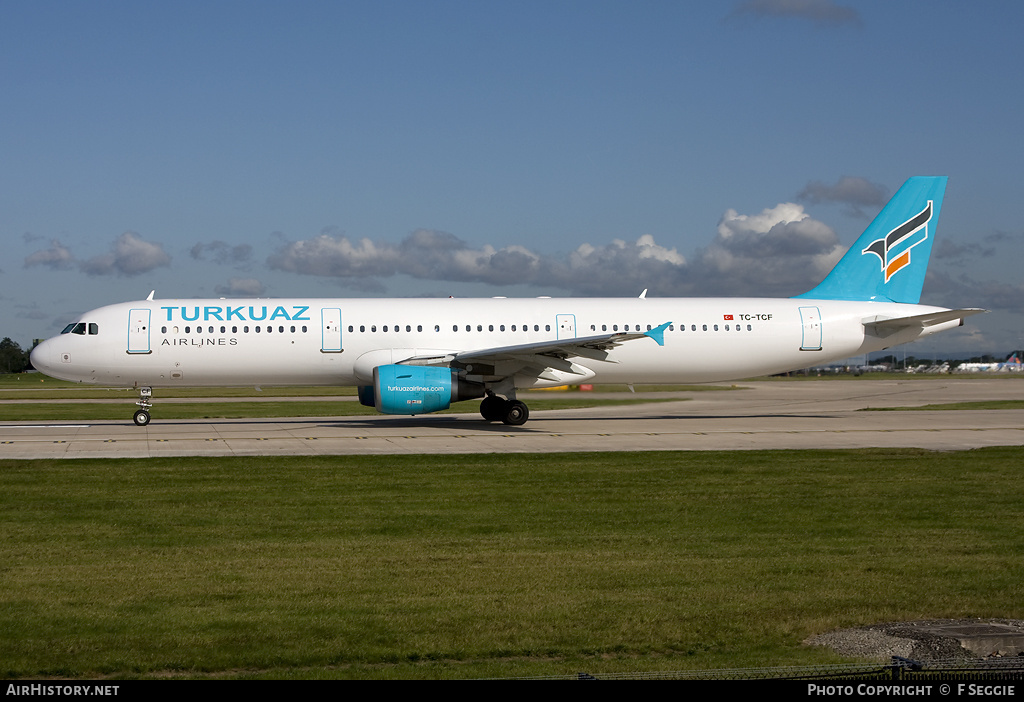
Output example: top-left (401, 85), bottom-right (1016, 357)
top-left (30, 338), bottom-right (58, 376)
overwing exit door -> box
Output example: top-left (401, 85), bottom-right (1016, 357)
top-left (556, 314), bottom-right (576, 340)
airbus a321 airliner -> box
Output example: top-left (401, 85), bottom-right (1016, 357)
top-left (31, 177), bottom-right (983, 427)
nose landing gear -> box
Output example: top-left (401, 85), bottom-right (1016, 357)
top-left (133, 387), bottom-right (153, 426)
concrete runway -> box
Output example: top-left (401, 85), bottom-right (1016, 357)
top-left (1, 379), bottom-right (1022, 459)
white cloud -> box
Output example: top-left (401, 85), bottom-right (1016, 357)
top-left (24, 240), bottom-right (75, 270)
top-left (79, 232), bottom-right (171, 277)
top-left (267, 229), bottom-right (545, 287)
top-left (265, 203), bottom-right (839, 298)
top-left (798, 176), bottom-right (889, 217)
top-left (191, 241), bottom-right (253, 266)
top-left (267, 233), bottom-right (399, 278)
top-left (214, 277), bottom-right (267, 296)
top-left (925, 270), bottom-right (1024, 315)
top-left (716, 202), bottom-right (838, 256)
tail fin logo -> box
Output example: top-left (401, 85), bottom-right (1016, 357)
top-left (862, 201), bottom-right (933, 283)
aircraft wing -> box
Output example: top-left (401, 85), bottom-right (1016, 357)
top-left (397, 322), bottom-right (671, 380)
top-left (863, 308), bottom-right (986, 337)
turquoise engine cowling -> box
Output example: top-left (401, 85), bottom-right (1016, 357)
top-left (358, 365), bottom-right (484, 415)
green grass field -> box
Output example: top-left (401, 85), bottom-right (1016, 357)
top-left (3, 448), bottom-right (1023, 679)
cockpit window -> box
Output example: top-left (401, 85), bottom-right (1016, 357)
top-left (59, 322), bottom-right (98, 335)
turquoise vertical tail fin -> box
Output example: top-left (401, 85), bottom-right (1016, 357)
top-left (795, 176), bottom-right (946, 303)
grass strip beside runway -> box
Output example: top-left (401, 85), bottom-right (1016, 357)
top-left (3, 447), bottom-right (1023, 679)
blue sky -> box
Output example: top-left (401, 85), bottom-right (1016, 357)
top-left (3, 0), bottom-right (1023, 356)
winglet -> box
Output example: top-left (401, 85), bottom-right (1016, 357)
top-left (645, 321), bottom-right (671, 346)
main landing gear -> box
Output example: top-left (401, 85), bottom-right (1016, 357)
top-left (480, 394), bottom-right (530, 426)
top-left (133, 386), bottom-right (153, 426)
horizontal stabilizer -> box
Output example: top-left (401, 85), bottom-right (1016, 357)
top-left (863, 308), bottom-right (986, 336)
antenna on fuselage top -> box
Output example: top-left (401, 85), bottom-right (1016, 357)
top-left (146, 291), bottom-right (155, 301)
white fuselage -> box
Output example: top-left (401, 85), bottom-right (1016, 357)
top-left (31, 296), bottom-right (959, 389)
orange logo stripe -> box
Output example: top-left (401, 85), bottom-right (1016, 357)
top-left (885, 251), bottom-right (910, 282)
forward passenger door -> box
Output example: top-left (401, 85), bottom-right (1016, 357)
top-left (321, 308), bottom-right (342, 352)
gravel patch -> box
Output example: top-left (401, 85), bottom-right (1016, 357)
top-left (806, 619), bottom-right (1024, 662)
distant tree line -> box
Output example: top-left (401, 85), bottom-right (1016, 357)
top-left (0, 338), bottom-right (32, 373)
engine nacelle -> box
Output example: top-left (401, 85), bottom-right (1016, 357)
top-left (357, 365), bottom-right (484, 415)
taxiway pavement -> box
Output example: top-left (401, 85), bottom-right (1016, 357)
top-left (2, 379), bottom-right (1022, 459)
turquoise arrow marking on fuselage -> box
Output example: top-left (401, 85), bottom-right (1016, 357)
top-left (645, 321), bottom-right (671, 346)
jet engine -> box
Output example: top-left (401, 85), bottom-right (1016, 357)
top-left (357, 365), bottom-right (484, 415)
